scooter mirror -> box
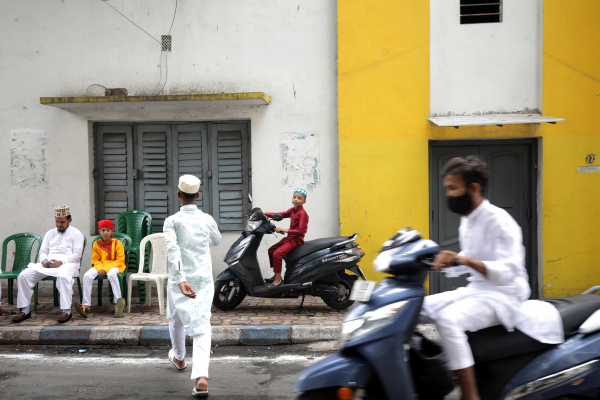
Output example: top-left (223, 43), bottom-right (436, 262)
top-left (248, 194), bottom-right (253, 203)
top-left (272, 214), bottom-right (283, 222)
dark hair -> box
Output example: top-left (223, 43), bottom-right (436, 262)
top-left (441, 155), bottom-right (488, 195)
top-left (179, 190), bottom-right (198, 200)
top-left (66, 215), bottom-right (72, 220)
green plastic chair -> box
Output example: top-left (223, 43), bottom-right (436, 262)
top-left (33, 237), bottom-right (86, 314)
top-left (91, 232), bottom-right (131, 306)
top-left (0, 233), bottom-right (42, 305)
top-left (115, 210), bottom-right (152, 304)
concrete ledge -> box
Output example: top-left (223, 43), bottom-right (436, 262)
top-left (39, 326), bottom-right (91, 345)
top-left (291, 325), bottom-right (341, 344)
top-left (90, 326), bottom-right (141, 345)
top-left (0, 326), bottom-right (43, 344)
top-left (240, 326), bottom-right (292, 345)
top-left (0, 324), bottom-right (348, 346)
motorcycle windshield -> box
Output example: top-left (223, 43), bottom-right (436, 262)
top-left (248, 207), bottom-right (266, 221)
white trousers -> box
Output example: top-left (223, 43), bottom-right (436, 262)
top-left (419, 293), bottom-right (500, 371)
top-left (168, 292), bottom-right (211, 380)
top-left (17, 268), bottom-right (74, 310)
top-left (82, 268), bottom-right (122, 307)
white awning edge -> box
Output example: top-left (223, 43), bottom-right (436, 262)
top-left (428, 114), bottom-right (565, 127)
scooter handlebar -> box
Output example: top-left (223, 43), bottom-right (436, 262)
top-left (420, 258), bottom-right (460, 268)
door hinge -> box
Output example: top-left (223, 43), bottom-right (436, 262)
top-left (92, 169), bottom-right (98, 179)
top-left (535, 164), bottom-right (538, 169)
top-left (527, 208), bottom-right (532, 218)
top-left (207, 170), bottom-right (213, 179)
top-left (133, 169), bottom-right (140, 180)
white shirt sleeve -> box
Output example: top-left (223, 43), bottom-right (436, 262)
top-left (38, 231), bottom-right (51, 262)
top-left (164, 218), bottom-right (186, 284)
top-left (207, 215), bottom-right (222, 247)
top-left (481, 218), bottom-right (524, 287)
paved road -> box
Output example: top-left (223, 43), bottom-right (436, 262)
top-left (0, 342), bottom-right (338, 399)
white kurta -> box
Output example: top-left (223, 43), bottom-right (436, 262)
top-left (26, 226), bottom-right (85, 278)
top-left (421, 200), bottom-right (563, 370)
top-left (164, 205), bottom-right (221, 337)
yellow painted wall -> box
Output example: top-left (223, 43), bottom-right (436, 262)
top-left (338, 1), bottom-right (600, 296)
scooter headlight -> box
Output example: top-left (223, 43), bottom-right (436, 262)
top-left (245, 219), bottom-right (263, 232)
top-left (339, 301), bottom-right (408, 344)
top-left (225, 236), bottom-right (253, 263)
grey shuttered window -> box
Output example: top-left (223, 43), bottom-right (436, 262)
top-left (94, 122), bottom-right (250, 232)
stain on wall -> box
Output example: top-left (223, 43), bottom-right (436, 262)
top-left (10, 129), bottom-right (49, 188)
top-left (280, 132), bottom-right (320, 190)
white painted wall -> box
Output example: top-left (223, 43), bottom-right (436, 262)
top-left (430, 0), bottom-right (542, 116)
top-left (0, 0), bottom-right (338, 289)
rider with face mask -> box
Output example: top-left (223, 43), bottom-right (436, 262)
top-left (419, 156), bottom-right (563, 400)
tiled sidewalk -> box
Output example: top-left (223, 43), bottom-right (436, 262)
top-left (0, 295), bottom-right (349, 327)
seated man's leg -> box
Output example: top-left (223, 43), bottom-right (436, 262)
top-left (55, 274), bottom-right (74, 313)
top-left (17, 268), bottom-right (48, 311)
top-left (106, 268), bottom-right (122, 300)
top-left (434, 297), bottom-right (500, 371)
top-left (192, 326), bottom-right (212, 390)
top-left (82, 269), bottom-right (99, 307)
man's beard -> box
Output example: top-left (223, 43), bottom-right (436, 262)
top-left (57, 226), bottom-right (69, 234)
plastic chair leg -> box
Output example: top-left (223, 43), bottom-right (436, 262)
top-left (109, 281), bottom-right (114, 304)
top-left (77, 277), bottom-right (82, 304)
top-left (8, 279), bottom-right (13, 305)
top-left (157, 279), bottom-right (165, 315)
top-left (53, 280), bottom-right (59, 307)
top-left (147, 281), bottom-right (152, 308)
top-left (98, 279), bottom-right (103, 306)
top-left (119, 276), bottom-right (125, 302)
top-left (127, 277), bottom-right (133, 314)
top-left (33, 284), bottom-right (38, 314)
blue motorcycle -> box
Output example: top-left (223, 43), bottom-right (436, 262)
top-left (294, 228), bottom-right (600, 400)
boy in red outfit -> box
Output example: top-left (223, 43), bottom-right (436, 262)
top-left (264, 188), bottom-right (309, 287)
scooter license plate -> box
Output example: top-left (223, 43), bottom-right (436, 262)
top-left (349, 280), bottom-right (376, 302)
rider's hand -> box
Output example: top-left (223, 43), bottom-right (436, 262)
top-left (98, 269), bottom-right (107, 277)
top-left (432, 251), bottom-right (459, 271)
top-left (275, 227), bottom-right (285, 234)
top-left (179, 282), bottom-right (196, 299)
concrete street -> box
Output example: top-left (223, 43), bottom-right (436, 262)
top-left (0, 342), bottom-right (338, 399)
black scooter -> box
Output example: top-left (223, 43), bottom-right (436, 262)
top-left (212, 207), bottom-right (367, 312)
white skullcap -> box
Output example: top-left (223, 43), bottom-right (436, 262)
top-left (178, 174), bottom-right (201, 194)
top-left (55, 205), bottom-right (71, 217)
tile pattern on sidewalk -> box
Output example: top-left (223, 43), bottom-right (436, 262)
top-left (0, 294), bottom-right (349, 327)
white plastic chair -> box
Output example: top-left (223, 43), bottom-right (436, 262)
top-left (127, 233), bottom-right (169, 314)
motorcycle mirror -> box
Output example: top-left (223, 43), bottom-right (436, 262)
top-left (272, 214), bottom-right (283, 222)
top-left (248, 194), bottom-right (253, 203)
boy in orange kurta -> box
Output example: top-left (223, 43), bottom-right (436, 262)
top-left (74, 220), bottom-right (127, 318)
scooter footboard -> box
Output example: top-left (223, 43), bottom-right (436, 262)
top-left (293, 352), bottom-right (371, 393)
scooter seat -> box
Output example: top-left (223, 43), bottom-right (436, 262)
top-left (283, 236), bottom-right (348, 264)
top-left (468, 294), bottom-right (600, 363)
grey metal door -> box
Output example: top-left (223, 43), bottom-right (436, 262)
top-left (429, 140), bottom-right (538, 298)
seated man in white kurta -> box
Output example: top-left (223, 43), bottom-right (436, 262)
top-left (13, 205), bottom-right (84, 324)
top-left (420, 156), bottom-right (563, 400)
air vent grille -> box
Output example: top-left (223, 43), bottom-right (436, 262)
top-left (460, 0), bottom-right (502, 25)
top-left (161, 35), bottom-right (172, 51)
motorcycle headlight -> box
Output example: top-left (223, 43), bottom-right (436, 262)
top-left (373, 248), bottom-right (399, 273)
top-left (339, 301), bottom-right (408, 344)
top-left (245, 219), bottom-right (263, 232)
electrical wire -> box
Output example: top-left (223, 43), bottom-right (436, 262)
top-left (168, 0), bottom-right (178, 35)
top-left (101, 0), bottom-right (161, 45)
top-left (155, 0), bottom-right (177, 95)
top-left (86, 84), bottom-right (107, 95)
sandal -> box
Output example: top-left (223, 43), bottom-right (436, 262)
top-left (168, 349), bottom-right (187, 371)
top-left (114, 298), bottom-right (126, 318)
top-left (192, 387), bottom-right (208, 397)
top-left (73, 303), bottom-right (88, 319)
top-left (265, 275), bottom-right (277, 283)
top-left (268, 280), bottom-right (283, 289)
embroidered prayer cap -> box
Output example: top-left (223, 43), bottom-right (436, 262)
top-left (98, 219), bottom-right (115, 231)
top-left (178, 174), bottom-right (201, 194)
top-left (54, 205), bottom-right (71, 218)
top-left (294, 188), bottom-right (307, 199)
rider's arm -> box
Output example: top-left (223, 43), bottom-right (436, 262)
top-left (287, 211), bottom-right (309, 237)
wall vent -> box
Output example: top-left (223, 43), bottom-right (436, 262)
top-left (161, 35), bottom-right (172, 51)
top-left (460, 0), bottom-right (502, 25)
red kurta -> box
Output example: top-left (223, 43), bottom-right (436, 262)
top-left (265, 206), bottom-right (309, 273)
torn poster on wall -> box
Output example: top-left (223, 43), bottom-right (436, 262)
top-left (10, 129), bottom-right (49, 188)
top-left (280, 133), bottom-right (320, 190)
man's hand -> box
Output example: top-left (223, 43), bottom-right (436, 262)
top-left (48, 259), bottom-right (63, 268)
top-left (98, 269), bottom-right (107, 277)
top-left (179, 282), bottom-right (196, 299)
top-left (432, 251), bottom-right (460, 271)
top-left (275, 227), bottom-right (287, 234)
top-left (40, 259), bottom-right (50, 268)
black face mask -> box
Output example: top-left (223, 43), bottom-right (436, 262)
top-left (447, 192), bottom-right (473, 216)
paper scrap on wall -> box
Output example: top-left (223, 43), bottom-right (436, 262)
top-left (10, 129), bottom-right (49, 188)
top-left (280, 133), bottom-right (320, 190)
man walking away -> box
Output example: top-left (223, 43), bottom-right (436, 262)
top-left (165, 175), bottom-right (221, 397)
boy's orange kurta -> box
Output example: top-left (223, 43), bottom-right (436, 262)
top-left (91, 238), bottom-right (126, 273)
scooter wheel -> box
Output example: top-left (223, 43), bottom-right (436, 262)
top-left (321, 272), bottom-right (356, 310)
top-left (213, 279), bottom-right (247, 311)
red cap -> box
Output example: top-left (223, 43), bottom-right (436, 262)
top-left (98, 219), bottom-right (115, 231)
